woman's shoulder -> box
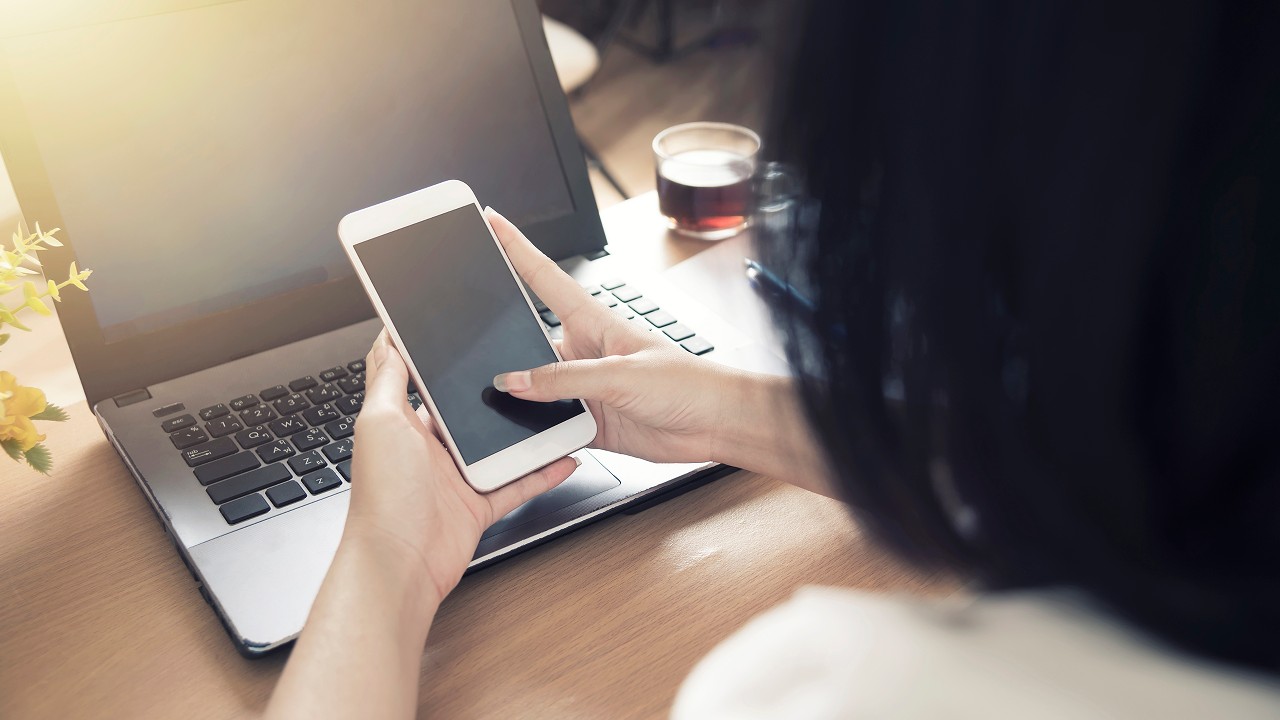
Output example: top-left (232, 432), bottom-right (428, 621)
top-left (672, 587), bottom-right (1280, 719)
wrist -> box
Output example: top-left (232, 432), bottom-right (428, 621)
top-left (339, 523), bottom-right (444, 633)
top-left (711, 370), bottom-right (833, 491)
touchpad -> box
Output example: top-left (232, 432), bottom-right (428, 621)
top-left (480, 451), bottom-right (620, 540)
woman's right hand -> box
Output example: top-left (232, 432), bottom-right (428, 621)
top-left (487, 208), bottom-right (740, 466)
top-left (486, 208), bottom-right (835, 495)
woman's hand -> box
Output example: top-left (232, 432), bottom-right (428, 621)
top-left (487, 208), bottom-right (739, 466)
top-left (486, 208), bottom-right (833, 495)
top-left (267, 333), bottom-right (580, 720)
top-left (345, 331), bottom-right (580, 606)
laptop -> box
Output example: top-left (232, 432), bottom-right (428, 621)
top-left (0, 0), bottom-right (782, 655)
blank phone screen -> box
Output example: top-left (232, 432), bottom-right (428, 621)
top-left (355, 206), bottom-right (584, 464)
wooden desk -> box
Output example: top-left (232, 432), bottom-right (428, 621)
top-left (0, 194), bottom-right (951, 719)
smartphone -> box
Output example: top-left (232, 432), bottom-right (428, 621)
top-left (338, 180), bottom-right (596, 492)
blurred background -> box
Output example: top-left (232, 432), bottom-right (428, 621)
top-left (0, 0), bottom-right (787, 229)
top-left (537, 0), bottom-right (786, 208)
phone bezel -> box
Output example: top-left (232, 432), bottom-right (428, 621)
top-left (338, 180), bottom-right (596, 492)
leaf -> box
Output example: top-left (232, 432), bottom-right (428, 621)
top-left (0, 332), bottom-right (9, 347)
top-left (67, 261), bottom-right (89, 291)
top-left (24, 443), bottom-right (52, 474)
top-left (31, 403), bottom-right (69, 422)
top-left (1, 438), bottom-right (22, 462)
top-left (0, 308), bottom-right (32, 331)
top-left (46, 279), bottom-right (60, 302)
top-left (25, 294), bottom-right (50, 316)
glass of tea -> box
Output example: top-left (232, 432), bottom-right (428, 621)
top-left (653, 122), bottom-right (761, 241)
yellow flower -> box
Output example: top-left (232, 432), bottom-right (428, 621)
top-left (0, 371), bottom-right (48, 452)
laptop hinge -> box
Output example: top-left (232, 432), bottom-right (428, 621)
top-left (113, 388), bottom-right (153, 407)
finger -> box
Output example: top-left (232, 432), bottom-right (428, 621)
top-left (412, 404), bottom-right (445, 442)
top-left (484, 455), bottom-right (580, 519)
top-left (485, 207), bottom-right (596, 320)
top-left (493, 357), bottom-right (621, 404)
top-left (363, 331), bottom-right (411, 413)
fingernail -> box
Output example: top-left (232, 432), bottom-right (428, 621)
top-left (573, 456), bottom-right (582, 468)
top-left (493, 371), bottom-right (530, 393)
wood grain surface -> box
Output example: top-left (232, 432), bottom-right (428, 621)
top-left (0, 195), bottom-right (953, 719)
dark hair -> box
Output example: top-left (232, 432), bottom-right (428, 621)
top-left (761, 0), bottom-right (1280, 670)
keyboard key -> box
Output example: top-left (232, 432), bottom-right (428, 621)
top-left (235, 425), bottom-right (274, 449)
top-left (532, 297), bottom-right (549, 313)
top-left (325, 416), bottom-right (356, 439)
top-left (681, 336), bottom-right (715, 356)
top-left (288, 450), bottom-right (327, 475)
top-left (337, 459), bottom-right (353, 481)
top-left (613, 286), bottom-right (642, 303)
top-left (293, 427), bottom-right (328, 452)
top-left (597, 294), bottom-right (619, 308)
top-left (613, 305), bottom-right (636, 320)
top-left (629, 297), bottom-right (659, 315)
top-left (182, 436), bottom-right (237, 467)
top-left (228, 394), bottom-right (259, 412)
top-left (302, 402), bottom-right (339, 426)
top-left (207, 463), bottom-right (291, 504)
top-left (301, 468), bottom-right (342, 495)
top-left (288, 376), bottom-right (318, 392)
top-left (194, 451), bottom-right (260, 486)
top-left (583, 284), bottom-right (603, 296)
top-left (539, 310), bottom-right (561, 327)
top-left (600, 278), bottom-right (625, 290)
top-left (335, 393), bottom-right (364, 416)
top-left (219, 494), bottom-right (270, 525)
top-left (346, 359), bottom-right (365, 373)
top-left (273, 393), bottom-right (309, 415)
top-left (205, 416), bottom-right (243, 438)
top-left (240, 405), bottom-right (275, 425)
top-left (645, 309), bottom-right (677, 328)
top-left (162, 414), bottom-right (196, 434)
top-left (266, 481), bottom-right (307, 508)
top-left (259, 384), bottom-right (289, 401)
top-left (257, 439), bottom-right (296, 463)
top-left (170, 426), bottom-right (208, 450)
top-left (306, 383), bottom-right (342, 405)
top-left (152, 402), bottom-right (185, 418)
top-left (322, 438), bottom-right (353, 463)
top-left (663, 323), bottom-right (695, 342)
top-left (407, 394), bottom-right (423, 411)
top-left (269, 415), bottom-right (307, 437)
top-left (199, 403), bottom-right (229, 421)
top-left (318, 366), bottom-right (349, 383)
top-left (337, 373), bottom-right (365, 394)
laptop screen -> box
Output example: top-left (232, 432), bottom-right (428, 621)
top-left (1, 0), bottom-right (576, 344)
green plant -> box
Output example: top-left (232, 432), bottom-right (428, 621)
top-left (1, 224), bottom-right (91, 473)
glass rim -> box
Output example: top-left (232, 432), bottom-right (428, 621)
top-left (652, 121), bottom-right (762, 162)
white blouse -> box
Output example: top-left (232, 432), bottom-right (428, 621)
top-left (672, 587), bottom-right (1280, 719)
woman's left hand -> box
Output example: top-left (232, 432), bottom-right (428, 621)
top-left (344, 330), bottom-right (580, 607)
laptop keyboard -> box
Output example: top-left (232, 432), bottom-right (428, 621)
top-left (161, 279), bottom-right (713, 526)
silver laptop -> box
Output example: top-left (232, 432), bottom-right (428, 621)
top-left (0, 0), bottom-right (780, 655)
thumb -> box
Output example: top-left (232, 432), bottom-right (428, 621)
top-left (494, 357), bottom-right (622, 404)
top-left (364, 332), bottom-right (410, 412)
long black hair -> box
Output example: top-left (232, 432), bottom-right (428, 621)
top-left (761, 0), bottom-right (1280, 670)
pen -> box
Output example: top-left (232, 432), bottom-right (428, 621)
top-left (744, 258), bottom-right (816, 317)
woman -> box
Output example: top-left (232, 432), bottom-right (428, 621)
top-left (268, 0), bottom-right (1280, 716)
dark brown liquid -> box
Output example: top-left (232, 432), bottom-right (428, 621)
top-left (657, 150), bottom-right (753, 234)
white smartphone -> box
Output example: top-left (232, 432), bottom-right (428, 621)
top-left (338, 180), bottom-right (596, 492)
